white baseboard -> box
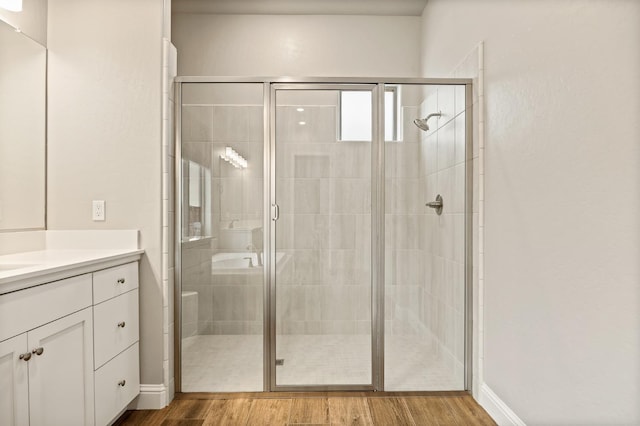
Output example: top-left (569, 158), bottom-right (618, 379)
top-left (479, 383), bottom-right (526, 426)
top-left (128, 384), bottom-right (168, 410)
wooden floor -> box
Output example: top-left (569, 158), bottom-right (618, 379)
top-left (115, 392), bottom-right (496, 425)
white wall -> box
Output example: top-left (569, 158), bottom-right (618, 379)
top-left (421, 0), bottom-right (640, 423)
top-left (47, 0), bottom-right (166, 387)
top-left (172, 14), bottom-right (421, 77)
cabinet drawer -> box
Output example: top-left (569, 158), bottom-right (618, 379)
top-left (93, 262), bottom-right (138, 305)
top-left (93, 290), bottom-right (139, 369)
top-left (0, 274), bottom-right (92, 342)
top-left (94, 342), bottom-right (139, 426)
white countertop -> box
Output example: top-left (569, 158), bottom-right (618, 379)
top-left (0, 248), bottom-right (144, 294)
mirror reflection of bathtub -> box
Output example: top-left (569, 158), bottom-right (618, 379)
top-left (211, 251), bottom-right (288, 275)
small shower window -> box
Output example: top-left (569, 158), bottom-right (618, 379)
top-left (339, 87), bottom-right (398, 141)
top-left (384, 86), bottom-right (398, 141)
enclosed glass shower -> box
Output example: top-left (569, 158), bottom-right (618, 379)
top-left (176, 78), bottom-right (471, 392)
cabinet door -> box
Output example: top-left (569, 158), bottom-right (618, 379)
top-left (0, 334), bottom-right (29, 426)
top-left (28, 308), bottom-right (95, 426)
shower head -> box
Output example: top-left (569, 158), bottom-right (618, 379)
top-left (413, 111), bottom-right (442, 132)
top-left (413, 118), bottom-right (430, 131)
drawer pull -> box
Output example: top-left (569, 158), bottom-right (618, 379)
top-left (19, 352), bottom-right (32, 361)
top-left (32, 347), bottom-right (44, 356)
top-left (118, 380), bottom-right (126, 387)
top-left (117, 278), bottom-right (126, 284)
top-left (117, 321), bottom-right (126, 328)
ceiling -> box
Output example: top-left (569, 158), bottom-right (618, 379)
top-left (172, 0), bottom-right (429, 16)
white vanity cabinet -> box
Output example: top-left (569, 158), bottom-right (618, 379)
top-left (0, 259), bottom-right (141, 426)
top-left (0, 274), bottom-right (94, 426)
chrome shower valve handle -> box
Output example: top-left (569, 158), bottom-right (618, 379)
top-left (426, 194), bottom-right (444, 215)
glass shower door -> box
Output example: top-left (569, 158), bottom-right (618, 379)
top-left (179, 83), bottom-right (265, 392)
top-left (383, 83), bottom-right (467, 391)
top-left (271, 86), bottom-right (375, 389)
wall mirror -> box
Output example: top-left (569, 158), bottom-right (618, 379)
top-left (0, 18), bottom-right (46, 231)
top-left (182, 158), bottom-right (211, 240)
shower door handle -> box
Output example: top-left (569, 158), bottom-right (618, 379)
top-left (272, 203), bottom-right (280, 221)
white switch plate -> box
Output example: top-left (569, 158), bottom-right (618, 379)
top-left (92, 200), bottom-right (105, 221)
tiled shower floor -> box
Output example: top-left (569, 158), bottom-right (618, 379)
top-left (181, 334), bottom-right (463, 392)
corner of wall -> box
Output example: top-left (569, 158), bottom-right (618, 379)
top-left (129, 384), bottom-right (168, 410)
top-left (161, 36), bottom-right (178, 406)
top-left (479, 384), bottom-right (526, 426)
top-left (438, 41), bottom-right (485, 401)
top-left (0, 230), bottom-right (46, 255)
top-left (163, 0), bottom-right (171, 40)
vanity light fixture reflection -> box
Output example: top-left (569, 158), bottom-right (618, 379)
top-left (220, 146), bottom-right (248, 169)
top-left (0, 0), bottom-right (22, 12)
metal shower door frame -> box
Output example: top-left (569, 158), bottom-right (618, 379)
top-left (174, 77), bottom-right (474, 394)
top-left (268, 82), bottom-right (380, 392)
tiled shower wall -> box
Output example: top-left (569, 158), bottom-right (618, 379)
top-left (275, 101), bottom-right (372, 335)
top-left (384, 104), bottom-right (425, 335)
top-left (418, 86), bottom-right (467, 382)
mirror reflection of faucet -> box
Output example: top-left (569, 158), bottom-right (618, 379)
top-left (228, 219), bottom-right (239, 229)
top-left (246, 244), bottom-right (263, 266)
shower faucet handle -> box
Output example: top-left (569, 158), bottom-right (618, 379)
top-left (426, 194), bottom-right (444, 215)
